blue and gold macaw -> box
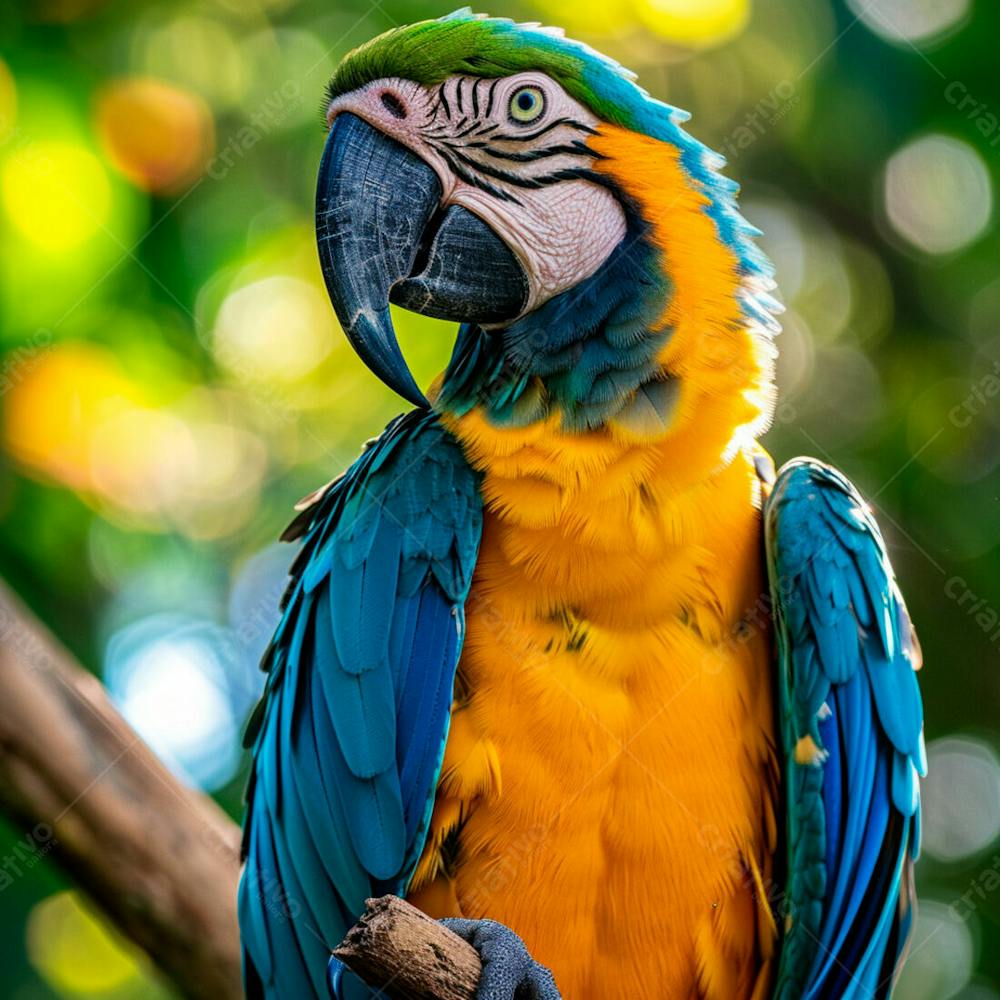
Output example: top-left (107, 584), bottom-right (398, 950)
top-left (239, 11), bottom-right (925, 1000)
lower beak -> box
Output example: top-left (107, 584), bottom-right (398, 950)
top-left (315, 113), bottom-right (529, 407)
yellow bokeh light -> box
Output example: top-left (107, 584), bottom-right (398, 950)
top-left (96, 77), bottom-right (214, 193)
top-left (0, 58), bottom-right (16, 141)
top-left (529, 0), bottom-right (631, 38)
top-left (635, 0), bottom-right (750, 46)
top-left (27, 890), bottom-right (144, 994)
top-left (213, 275), bottom-right (336, 382)
top-left (884, 134), bottom-right (992, 255)
top-left (2, 140), bottom-right (111, 251)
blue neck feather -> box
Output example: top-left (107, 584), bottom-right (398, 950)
top-left (438, 219), bottom-right (673, 431)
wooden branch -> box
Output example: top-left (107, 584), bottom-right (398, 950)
top-left (0, 580), bottom-right (244, 1000)
top-left (334, 895), bottom-right (481, 1000)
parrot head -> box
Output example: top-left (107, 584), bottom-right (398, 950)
top-left (317, 9), bottom-right (780, 436)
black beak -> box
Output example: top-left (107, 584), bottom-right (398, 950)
top-left (316, 113), bottom-right (529, 407)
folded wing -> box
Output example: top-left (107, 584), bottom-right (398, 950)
top-left (766, 460), bottom-right (925, 1000)
top-left (238, 411), bottom-right (483, 999)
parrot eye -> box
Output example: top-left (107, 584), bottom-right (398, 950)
top-left (508, 86), bottom-right (545, 124)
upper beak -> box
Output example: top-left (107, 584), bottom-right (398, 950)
top-left (315, 113), bottom-right (529, 407)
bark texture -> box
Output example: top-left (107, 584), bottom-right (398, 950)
top-left (334, 895), bottom-right (482, 1000)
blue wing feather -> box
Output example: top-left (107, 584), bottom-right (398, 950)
top-left (767, 459), bottom-right (924, 1000)
top-left (239, 411), bottom-right (483, 999)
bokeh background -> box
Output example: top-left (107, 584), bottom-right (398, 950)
top-left (1, 0), bottom-right (998, 996)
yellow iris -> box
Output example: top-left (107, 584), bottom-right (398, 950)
top-left (509, 86), bottom-right (545, 123)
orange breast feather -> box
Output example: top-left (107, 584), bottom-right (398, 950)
top-left (407, 419), bottom-right (779, 999)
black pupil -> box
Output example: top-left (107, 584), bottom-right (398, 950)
top-left (518, 92), bottom-right (534, 110)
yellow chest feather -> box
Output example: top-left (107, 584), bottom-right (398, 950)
top-left (408, 413), bottom-right (779, 999)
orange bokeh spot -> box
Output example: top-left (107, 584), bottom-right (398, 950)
top-left (4, 342), bottom-right (141, 491)
top-left (95, 78), bottom-right (214, 194)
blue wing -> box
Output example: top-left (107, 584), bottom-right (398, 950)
top-left (766, 460), bottom-right (925, 1000)
top-left (238, 410), bottom-right (483, 999)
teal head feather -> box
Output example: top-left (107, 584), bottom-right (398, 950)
top-left (327, 8), bottom-right (772, 282)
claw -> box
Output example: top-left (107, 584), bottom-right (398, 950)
top-left (327, 957), bottom-right (372, 1000)
top-left (440, 918), bottom-right (562, 1000)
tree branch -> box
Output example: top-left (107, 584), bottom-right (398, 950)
top-left (334, 896), bottom-right (481, 1000)
top-left (0, 579), bottom-right (244, 1000)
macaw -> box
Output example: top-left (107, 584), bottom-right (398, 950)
top-left (238, 11), bottom-right (926, 1000)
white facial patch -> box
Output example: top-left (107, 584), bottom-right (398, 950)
top-left (326, 72), bottom-right (627, 316)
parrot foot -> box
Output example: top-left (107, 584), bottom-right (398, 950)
top-left (441, 918), bottom-right (562, 1000)
top-left (327, 918), bottom-right (561, 999)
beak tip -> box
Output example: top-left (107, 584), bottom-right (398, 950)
top-left (399, 383), bottom-right (431, 409)
top-left (345, 310), bottom-right (430, 410)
